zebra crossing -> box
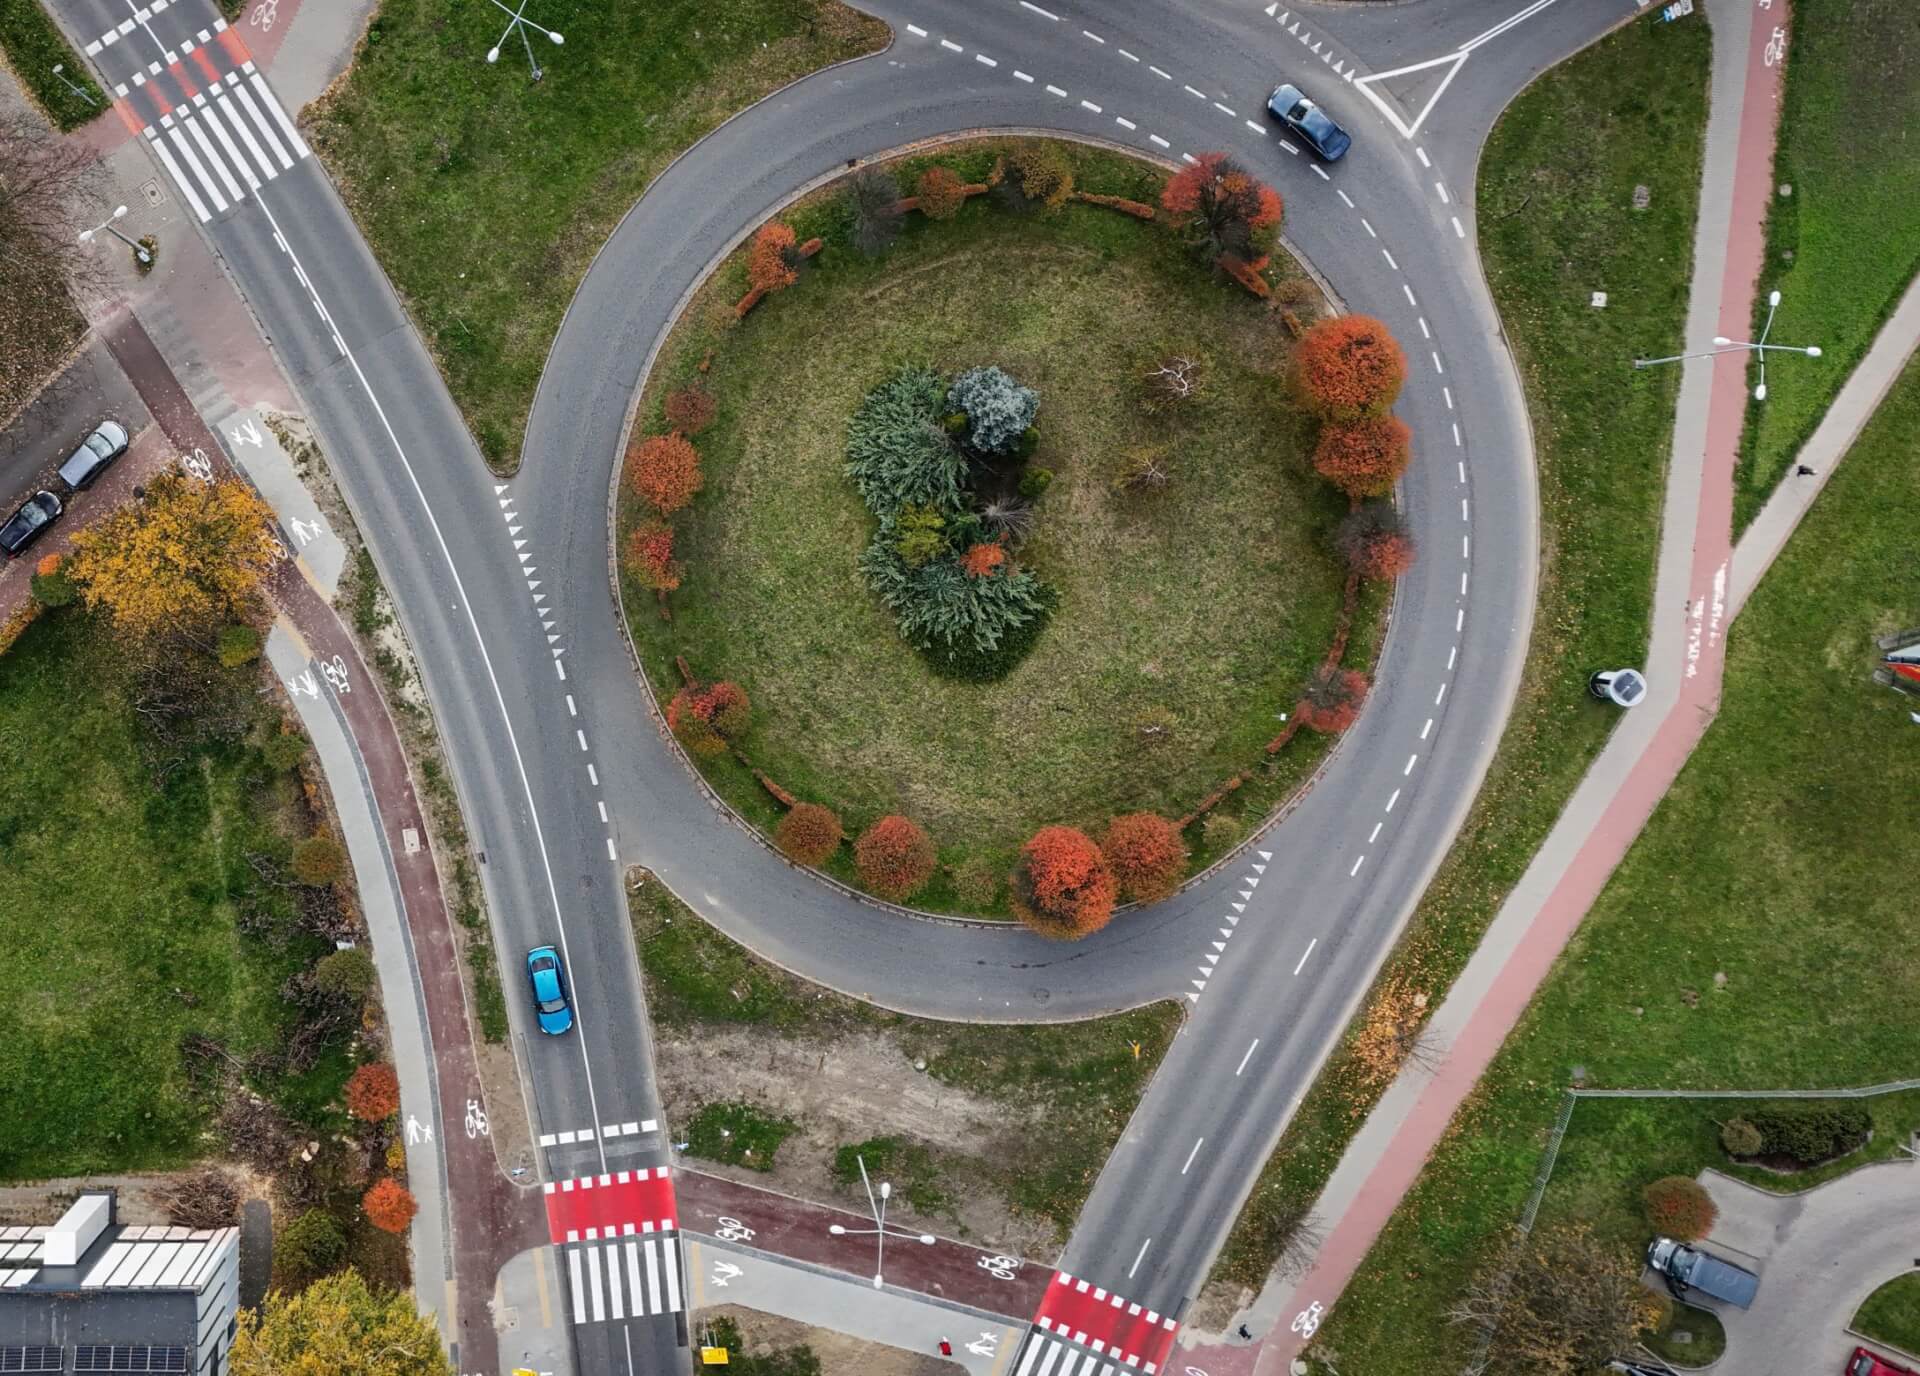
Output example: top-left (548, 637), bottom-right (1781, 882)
top-left (563, 1232), bottom-right (685, 1327)
top-left (1013, 1334), bottom-right (1157, 1376)
top-left (140, 61), bottom-right (308, 223)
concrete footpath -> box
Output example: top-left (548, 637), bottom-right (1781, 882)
top-left (1240, 0), bottom-right (1791, 1365)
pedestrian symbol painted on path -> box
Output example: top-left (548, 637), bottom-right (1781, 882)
top-left (229, 418), bottom-right (263, 449)
top-left (405, 1114), bottom-right (433, 1145)
top-left (965, 1333), bottom-right (998, 1357)
top-left (710, 1261), bottom-right (742, 1288)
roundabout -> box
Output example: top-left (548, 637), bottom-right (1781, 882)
top-left (614, 138), bottom-right (1386, 919)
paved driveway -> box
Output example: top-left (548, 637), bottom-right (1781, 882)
top-left (1700, 1159), bottom-right (1920, 1372)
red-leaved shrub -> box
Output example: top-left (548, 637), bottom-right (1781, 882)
top-left (626, 434), bottom-right (703, 514)
top-left (916, 166), bottom-right (968, 220)
top-left (362, 1178), bottom-right (418, 1234)
top-left (1313, 415), bottom-right (1413, 498)
top-left (1295, 667), bottom-right (1369, 734)
top-left (663, 387), bottom-right (717, 436)
top-left (666, 688), bottom-right (725, 756)
top-left (960, 542), bottom-right (1007, 578)
top-left (628, 518), bottom-right (683, 593)
top-left (854, 815), bottom-right (938, 900)
top-left (1336, 503), bottom-right (1418, 580)
top-left (1010, 825), bottom-right (1118, 939)
top-left (1161, 153), bottom-right (1283, 261)
top-left (1101, 813), bottom-right (1189, 904)
top-left (748, 221), bottom-right (799, 294)
top-left (344, 1063), bottom-right (400, 1122)
top-left (1295, 314), bottom-right (1408, 420)
top-left (776, 802), bottom-right (844, 865)
top-left (1641, 1176), bottom-right (1717, 1241)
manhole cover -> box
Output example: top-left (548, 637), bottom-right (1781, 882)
top-left (1632, 184), bottom-right (1650, 210)
top-left (1032, 986), bottom-right (1051, 1004)
top-left (402, 826), bottom-right (421, 855)
top-left (140, 177), bottom-right (165, 207)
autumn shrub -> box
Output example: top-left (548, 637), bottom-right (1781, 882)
top-left (950, 857), bottom-right (1001, 907)
top-left (1102, 813), bottom-right (1189, 904)
top-left (361, 1178), bottom-right (418, 1234)
top-left (217, 623), bottom-right (262, 667)
top-left (1336, 502), bottom-right (1418, 578)
top-left (1720, 1117), bottom-right (1764, 1157)
top-left (312, 948), bottom-right (376, 1004)
top-left (1112, 446), bottom-right (1174, 494)
top-left (1005, 141), bottom-right (1074, 212)
top-left (663, 386), bottom-right (717, 436)
top-left (1160, 152), bottom-right (1283, 261)
top-left (698, 681), bottom-right (752, 739)
top-left (776, 802), bottom-right (844, 865)
top-left (276, 1209), bottom-right (348, 1286)
top-left (28, 560), bottom-right (75, 607)
top-left (345, 1062), bottom-right (401, 1122)
top-left (626, 434), bottom-right (703, 515)
top-left (666, 688), bottom-right (726, 757)
top-left (1139, 355), bottom-right (1205, 414)
top-left (1010, 825), bottom-right (1118, 938)
top-left (853, 815), bottom-right (938, 900)
top-left (1296, 667), bottom-right (1369, 734)
top-left (843, 166), bottom-right (904, 255)
top-left (1314, 415), bottom-right (1413, 498)
top-left (747, 221), bottom-right (800, 294)
top-left (263, 732), bottom-right (308, 772)
top-left (916, 165), bottom-right (968, 219)
top-left (1641, 1176), bottom-right (1717, 1242)
top-left (1201, 812), bottom-right (1243, 852)
top-left (960, 542), bottom-right (1007, 578)
top-left (291, 834), bottom-right (346, 886)
top-left (628, 518), bottom-right (683, 593)
top-left (1295, 314), bottom-right (1407, 420)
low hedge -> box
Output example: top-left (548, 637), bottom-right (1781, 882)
top-left (1734, 1101), bottom-right (1871, 1167)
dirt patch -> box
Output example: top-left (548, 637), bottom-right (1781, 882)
top-left (0, 1164), bottom-right (270, 1226)
top-left (693, 1305), bottom-right (963, 1376)
top-left (657, 1027), bottom-right (1058, 1259)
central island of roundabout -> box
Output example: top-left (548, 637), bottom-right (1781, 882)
top-left (612, 139), bottom-right (1419, 934)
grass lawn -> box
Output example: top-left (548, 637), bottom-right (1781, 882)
top-left (0, 610), bottom-right (351, 1179)
top-left (1304, 345), bottom-right (1920, 1372)
top-left (1856, 1273), bottom-right (1920, 1359)
top-left (632, 870), bottom-right (1181, 1238)
top-left (0, 0), bottom-right (106, 130)
top-left (1733, 0), bottom-right (1920, 529)
top-left (623, 141), bottom-right (1375, 914)
top-left (1644, 1301), bottom-right (1725, 1367)
top-left (1207, 10), bottom-right (1709, 1297)
top-left (304, 0), bottom-right (886, 470)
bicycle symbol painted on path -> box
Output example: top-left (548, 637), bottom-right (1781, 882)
top-left (976, 1254), bottom-right (1021, 1281)
top-left (319, 655), bottom-right (351, 695)
top-left (713, 1216), bottom-right (755, 1243)
top-left (464, 1099), bottom-right (489, 1139)
top-left (182, 448), bottom-right (214, 482)
top-left (249, 0), bottom-right (280, 33)
top-left (1290, 1301), bottom-right (1325, 1339)
top-left (1763, 25), bottom-right (1787, 66)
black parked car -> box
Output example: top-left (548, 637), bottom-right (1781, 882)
top-left (1267, 83), bottom-right (1352, 161)
top-left (0, 490), bottom-right (63, 557)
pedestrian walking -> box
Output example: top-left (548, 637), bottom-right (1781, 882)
top-left (1796, 464), bottom-right (1815, 475)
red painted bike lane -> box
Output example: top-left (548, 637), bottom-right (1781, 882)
top-left (1249, 5), bottom-right (1789, 1370)
top-left (99, 307), bottom-right (545, 1373)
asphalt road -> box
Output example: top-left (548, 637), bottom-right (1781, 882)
top-left (55, 0), bottom-right (1649, 1365)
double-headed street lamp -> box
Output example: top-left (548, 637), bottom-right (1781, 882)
top-left (1633, 289), bottom-right (1820, 400)
top-left (50, 63), bottom-right (97, 106)
top-left (484, 0), bottom-right (563, 81)
top-left (827, 1154), bottom-right (935, 1289)
top-left (79, 205), bottom-right (152, 267)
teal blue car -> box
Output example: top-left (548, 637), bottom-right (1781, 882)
top-left (525, 946), bottom-right (574, 1035)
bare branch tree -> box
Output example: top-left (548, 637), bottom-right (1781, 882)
top-left (1140, 354), bottom-right (1206, 413)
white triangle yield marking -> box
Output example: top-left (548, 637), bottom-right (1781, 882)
top-left (1239, 890), bottom-right (1253, 901)
top-left (1225, 913), bottom-right (1239, 926)
top-left (1253, 863), bottom-right (1267, 874)
top-left (498, 498), bottom-right (511, 508)
top-left (1334, 60), bottom-right (1344, 75)
top-left (1232, 903), bottom-right (1246, 913)
top-left (1187, 991), bottom-right (1200, 1003)
top-left (1321, 47), bottom-right (1332, 62)
top-left (527, 580), bottom-right (541, 590)
top-left (1259, 850), bottom-right (1273, 861)
top-left (1220, 928), bottom-right (1233, 938)
top-left (1352, 47), bottom-right (1470, 140)
top-left (1312, 40), bottom-right (1322, 53)
top-left (542, 620), bottom-right (555, 630)
top-left (1192, 979), bottom-right (1208, 992)
top-left (1264, 2), bottom-right (1275, 12)
top-left (553, 647), bottom-right (566, 659)
top-left (519, 553), bottom-right (531, 563)
top-left (1211, 942), bottom-right (1226, 953)
top-left (514, 539), bottom-right (527, 549)
top-left (1287, 20), bottom-right (1299, 33)
top-left (533, 593), bottom-right (547, 605)
top-left (503, 511), bottom-right (519, 522)
top-left (1202, 955), bottom-right (1218, 968)
top-left (1345, 68), bottom-right (1355, 82)
top-left (523, 568), bottom-right (536, 577)
top-left (548, 635), bottom-right (560, 644)
top-left (494, 485), bottom-right (507, 495)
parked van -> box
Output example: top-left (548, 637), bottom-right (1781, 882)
top-left (1646, 1236), bottom-right (1759, 1309)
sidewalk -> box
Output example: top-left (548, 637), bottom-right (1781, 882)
top-left (1241, 0), bottom-right (1789, 1365)
top-left (98, 304), bottom-right (546, 1373)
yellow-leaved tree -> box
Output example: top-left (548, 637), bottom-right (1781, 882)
top-left (229, 1270), bottom-right (450, 1376)
top-left (65, 468), bottom-right (275, 634)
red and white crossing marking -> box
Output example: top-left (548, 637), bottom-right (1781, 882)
top-left (1012, 1271), bottom-right (1180, 1375)
top-left (543, 1167), bottom-right (677, 1244)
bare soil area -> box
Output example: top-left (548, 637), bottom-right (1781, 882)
top-left (694, 1305), bottom-right (964, 1376)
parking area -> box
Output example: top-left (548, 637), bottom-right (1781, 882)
top-left (1691, 1159), bottom-right (1920, 1372)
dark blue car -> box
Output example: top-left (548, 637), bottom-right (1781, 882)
top-left (1267, 83), bottom-right (1352, 162)
top-left (525, 945), bottom-right (574, 1035)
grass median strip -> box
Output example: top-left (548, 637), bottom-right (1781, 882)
top-left (304, 0), bottom-right (888, 472)
top-left (1203, 10), bottom-right (1710, 1307)
top-left (1855, 1273), bottom-right (1920, 1359)
top-left (0, 0), bottom-right (106, 130)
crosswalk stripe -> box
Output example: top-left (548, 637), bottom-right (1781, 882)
top-left (216, 92), bottom-right (276, 180)
top-left (197, 99), bottom-right (258, 191)
top-left (605, 1240), bottom-right (624, 1319)
top-left (247, 73), bottom-right (310, 158)
top-left (624, 1241), bottom-right (644, 1317)
top-left (1035, 1341), bottom-right (1064, 1376)
top-left (642, 1237), bottom-right (661, 1313)
top-left (587, 1242), bottom-right (605, 1322)
top-left (166, 124), bottom-right (228, 213)
top-left (182, 113), bottom-right (242, 203)
top-left (662, 1237), bottom-right (682, 1313)
top-left (146, 129), bottom-right (209, 222)
top-left (231, 81), bottom-right (292, 169)
top-left (1014, 1335), bottom-right (1045, 1376)
top-left (567, 1244), bottom-right (586, 1325)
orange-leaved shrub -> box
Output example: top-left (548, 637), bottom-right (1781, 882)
top-left (626, 434), bottom-right (703, 514)
top-left (1336, 503), bottom-right (1417, 580)
top-left (853, 815), bottom-right (938, 900)
top-left (1294, 314), bottom-right (1407, 420)
top-left (747, 221), bottom-right (799, 294)
top-left (1642, 1176), bottom-right (1717, 1241)
top-left (960, 542), bottom-right (1007, 578)
top-left (628, 518), bottom-right (683, 593)
top-left (344, 1063), bottom-right (400, 1122)
top-left (1313, 415), bottom-right (1412, 498)
top-left (361, 1178), bottom-right (417, 1234)
top-left (916, 166), bottom-right (968, 220)
top-left (663, 387), bottom-right (717, 436)
top-left (1010, 825), bottom-right (1118, 939)
top-left (1295, 666), bottom-right (1369, 734)
top-left (776, 802), bottom-right (844, 865)
top-left (1101, 812), bottom-right (1189, 904)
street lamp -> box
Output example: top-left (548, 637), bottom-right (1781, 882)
top-left (485, 0), bottom-right (563, 82)
top-left (1632, 289), bottom-right (1820, 400)
top-left (78, 205), bottom-right (152, 267)
top-left (826, 1154), bottom-right (935, 1290)
top-left (51, 63), bottom-right (97, 106)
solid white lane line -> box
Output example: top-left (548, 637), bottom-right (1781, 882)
top-left (1181, 1139), bottom-right (1204, 1174)
top-left (1236, 1039), bottom-right (1260, 1074)
top-left (1385, 789), bottom-right (1400, 811)
top-left (1019, 0), bottom-right (1058, 17)
top-left (1128, 1237), bottom-right (1151, 1278)
top-left (1293, 938), bottom-right (1318, 974)
top-left (1369, 822), bottom-right (1383, 843)
top-left (1349, 855), bottom-right (1365, 876)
